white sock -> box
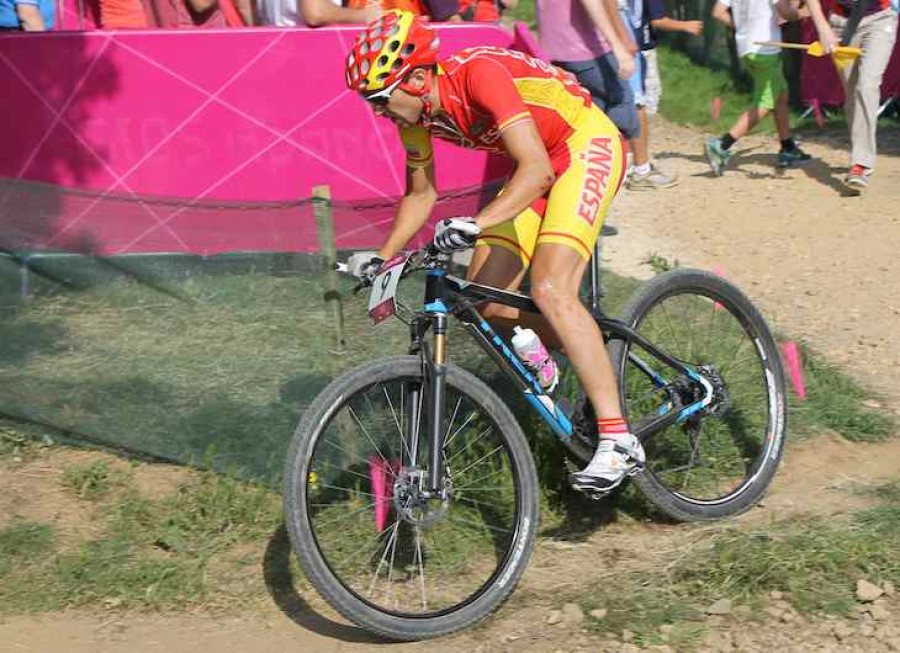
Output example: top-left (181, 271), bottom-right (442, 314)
top-left (633, 163), bottom-right (651, 176)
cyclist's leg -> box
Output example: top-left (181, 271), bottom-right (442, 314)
top-left (531, 110), bottom-right (627, 420)
top-left (468, 203), bottom-right (568, 349)
top-left (529, 244), bottom-right (620, 417)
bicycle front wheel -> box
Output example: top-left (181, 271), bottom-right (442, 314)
top-left (610, 269), bottom-right (787, 522)
top-left (283, 356), bottom-right (539, 640)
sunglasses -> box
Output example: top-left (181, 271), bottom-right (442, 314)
top-left (361, 78), bottom-right (403, 106)
top-left (364, 94), bottom-right (390, 107)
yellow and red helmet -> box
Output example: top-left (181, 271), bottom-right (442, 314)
top-left (345, 10), bottom-right (440, 101)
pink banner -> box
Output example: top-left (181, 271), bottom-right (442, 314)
top-left (801, 13), bottom-right (900, 107)
top-left (0, 24), bottom-right (523, 254)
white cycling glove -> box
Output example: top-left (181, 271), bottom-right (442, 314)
top-left (434, 217), bottom-right (481, 253)
top-left (346, 251), bottom-right (384, 286)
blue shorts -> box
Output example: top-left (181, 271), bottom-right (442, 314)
top-left (554, 53), bottom-right (641, 140)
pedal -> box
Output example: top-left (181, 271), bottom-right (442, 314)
top-left (585, 488), bottom-right (612, 501)
top-left (568, 473), bottom-right (617, 499)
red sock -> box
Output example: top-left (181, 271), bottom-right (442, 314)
top-left (597, 417), bottom-right (630, 441)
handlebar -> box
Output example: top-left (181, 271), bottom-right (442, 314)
top-left (333, 244), bottom-right (448, 279)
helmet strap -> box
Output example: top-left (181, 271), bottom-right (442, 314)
top-left (398, 68), bottom-right (435, 125)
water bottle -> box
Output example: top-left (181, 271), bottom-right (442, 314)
top-left (511, 326), bottom-right (559, 393)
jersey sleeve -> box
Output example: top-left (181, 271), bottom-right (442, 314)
top-left (398, 125), bottom-right (434, 169)
top-left (462, 57), bottom-right (533, 134)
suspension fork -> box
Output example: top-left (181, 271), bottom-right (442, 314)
top-left (426, 311), bottom-right (448, 494)
top-left (422, 267), bottom-right (450, 495)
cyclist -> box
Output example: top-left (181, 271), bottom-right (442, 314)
top-left (344, 10), bottom-right (644, 494)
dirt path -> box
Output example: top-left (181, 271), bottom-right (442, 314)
top-left (2, 119), bottom-right (900, 653)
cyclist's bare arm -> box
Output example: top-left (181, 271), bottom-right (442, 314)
top-left (377, 162), bottom-right (439, 260)
top-left (473, 121), bottom-right (555, 231)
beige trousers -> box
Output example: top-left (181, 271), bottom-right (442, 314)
top-left (829, 8), bottom-right (899, 170)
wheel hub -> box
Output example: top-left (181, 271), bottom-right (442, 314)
top-left (697, 364), bottom-right (731, 417)
top-left (392, 467), bottom-right (450, 528)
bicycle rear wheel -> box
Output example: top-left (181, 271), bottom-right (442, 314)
top-left (283, 356), bottom-right (538, 640)
top-left (609, 269), bottom-right (787, 522)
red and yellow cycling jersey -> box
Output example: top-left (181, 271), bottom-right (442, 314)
top-left (399, 46), bottom-right (627, 262)
top-left (400, 46), bottom-right (595, 165)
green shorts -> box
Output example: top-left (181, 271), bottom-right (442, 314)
top-left (743, 53), bottom-right (787, 111)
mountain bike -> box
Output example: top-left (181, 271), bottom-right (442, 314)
top-left (283, 244), bottom-right (787, 640)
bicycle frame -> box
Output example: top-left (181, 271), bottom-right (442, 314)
top-left (408, 257), bottom-right (714, 494)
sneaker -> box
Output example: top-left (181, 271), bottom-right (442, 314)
top-left (625, 164), bottom-right (678, 190)
top-left (569, 434), bottom-right (646, 495)
top-left (777, 146), bottom-right (812, 168)
top-left (843, 164), bottom-right (870, 195)
top-left (704, 137), bottom-right (731, 177)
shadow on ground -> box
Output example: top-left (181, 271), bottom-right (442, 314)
top-left (262, 523), bottom-right (389, 645)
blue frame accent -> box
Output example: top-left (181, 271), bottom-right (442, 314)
top-left (474, 319), bottom-right (573, 439)
top-left (425, 300), bottom-right (448, 313)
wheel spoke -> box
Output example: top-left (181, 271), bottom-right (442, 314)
top-left (383, 384), bottom-right (412, 464)
top-left (367, 521), bottom-right (400, 598)
top-left (348, 405), bottom-right (394, 475)
top-left (415, 524), bottom-right (428, 611)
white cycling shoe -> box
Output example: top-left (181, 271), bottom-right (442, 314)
top-left (569, 434), bottom-right (646, 495)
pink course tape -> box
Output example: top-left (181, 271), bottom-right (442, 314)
top-left (781, 340), bottom-right (807, 401)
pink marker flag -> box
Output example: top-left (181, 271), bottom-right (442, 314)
top-left (711, 266), bottom-right (726, 311)
top-left (368, 455), bottom-right (390, 532)
top-left (811, 99), bottom-right (825, 129)
top-left (781, 340), bottom-right (807, 400)
top-left (711, 97), bottom-right (722, 120)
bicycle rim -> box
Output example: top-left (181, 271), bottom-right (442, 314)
top-left (304, 373), bottom-right (525, 617)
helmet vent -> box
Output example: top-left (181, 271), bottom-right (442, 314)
top-left (378, 55), bottom-right (389, 67)
top-left (389, 39), bottom-right (400, 52)
top-left (403, 43), bottom-right (415, 56)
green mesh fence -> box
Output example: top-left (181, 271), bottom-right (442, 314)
top-left (0, 179), bottom-right (509, 484)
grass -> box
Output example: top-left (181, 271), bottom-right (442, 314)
top-left (0, 259), bottom-right (892, 506)
top-left (62, 460), bottom-right (118, 500)
top-left (0, 522), bottom-right (55, 578)
top-left (790, 342), bottom-right (896, 442)
top-left (656, 45), bottom-right (765, 135)
top-left (579, 478), bottom-right (900, 646)
top-left (0, 464), bottom-right (282, 613)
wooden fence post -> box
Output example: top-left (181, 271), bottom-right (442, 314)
top-left (312, 185), bottom-right (346, 352)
